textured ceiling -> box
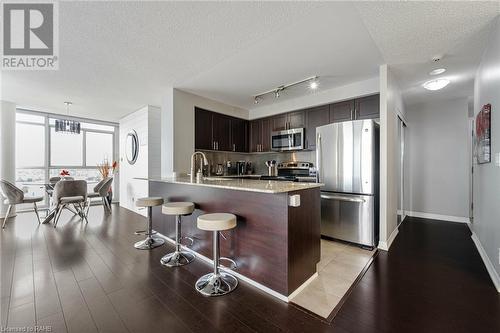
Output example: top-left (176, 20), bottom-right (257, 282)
top-left (1, 1), bottom-right (499, 120)
top-left (2, 1), bottom-right (320, 120)
top-left (355, 1), bottom-right (500, 106)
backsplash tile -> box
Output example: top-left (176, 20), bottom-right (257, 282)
top-left (201, 150), bottom-right (315, 175)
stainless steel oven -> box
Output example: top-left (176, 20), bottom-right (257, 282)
top-left (271, 128), bottom-right (304, 151)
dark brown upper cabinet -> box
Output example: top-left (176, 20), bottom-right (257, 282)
top-left (288, 110), bottom-right (306, 129)
top-left (355, 94), bottom-right (380, 120)
top-left (195, 107), bottom-right (248, 152)
top-left (272, 114), bottom-right (288, 131)
top-left (305, 105), bottom-right (329, 150)
top-left (271, 110), bottom-right (306, 132)
top-left (261, 118), bottom-right (271, 151)
top-left (195, 108), bottom-right (213, 150)
top-left (212, 113), bottom-right (232, 151)
top-left (330, 100), bottom-right (354, 123)
top-left (231, 118), bottom-right (248, 152)
top-left (249, 118), bottom-right (271, 152)
top-left (249, 119), bottom-right (261, 152)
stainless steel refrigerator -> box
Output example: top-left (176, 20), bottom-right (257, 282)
top-left (316, 120), bottom-right (379, 248)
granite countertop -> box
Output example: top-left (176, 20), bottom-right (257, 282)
top-left (136, 176), bottom-right (322, 194)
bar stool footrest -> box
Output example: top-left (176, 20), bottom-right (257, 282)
top-left (180, 236), bottom-right (194, 247)
top-left (219, 257), bottom-right (237, 270)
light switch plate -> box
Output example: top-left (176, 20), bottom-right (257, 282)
top-left (495, 153), bottom-right (500, 167)
top-left (288, 194), bottom-right (301, 207)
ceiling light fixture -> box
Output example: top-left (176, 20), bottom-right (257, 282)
top-left (429, 68), bottom-right (446, 76)
top-left (423, 78), bottom-right (450, 91)
top-left (55, 102), bottom-right (81, 134)
top-left (253, 76), bottom-right (318, 103)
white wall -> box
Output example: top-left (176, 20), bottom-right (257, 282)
top-left (473, 16), bottom-right (500, 290)
top-left (0, 101), bottom-right (16, 218)
top-left (405, 98), bottom-right (469, 219)
top-left (162, 88), bottom-right (249, 175)
top-left (119, 105), bottom-right (161, 216)
top-left (249, 77), bottom-right (379, 119)
top-left (379, 65), bottom-right (405, 250)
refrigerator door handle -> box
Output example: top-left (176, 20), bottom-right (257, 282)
top-left (320, 194), bottom-right (366, 203)
top-left (316, 133), bottom-right (321, 183)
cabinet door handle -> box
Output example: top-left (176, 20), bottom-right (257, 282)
top-left (233, 143), bottom-right (235, 151)
top-left (213, 141), bottom-right (215, 150)
top-left (216, 141), bottom-right (219, 150)
top-left (354, 109), bottom-right (357, 120)
top-left (350, 109), bottom-right (353, 120)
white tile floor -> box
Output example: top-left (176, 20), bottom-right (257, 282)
top-left (291, 240), bottom-right (375, 318)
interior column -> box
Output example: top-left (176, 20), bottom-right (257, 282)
top-left (0, 101), bottom-right (16, 218)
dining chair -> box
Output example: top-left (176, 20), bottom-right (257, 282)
top-left (0, 179), bottom-right (44, 229)
top-left (86, 177), bottom-right (114, 215)
top-left (51, 180), bottom-right (88, 228)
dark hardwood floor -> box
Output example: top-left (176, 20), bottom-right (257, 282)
top-left (1, 207), bottom-right (499, 332)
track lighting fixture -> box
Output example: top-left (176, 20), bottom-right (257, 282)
top-left (253, 76), bottom-right (318, 104)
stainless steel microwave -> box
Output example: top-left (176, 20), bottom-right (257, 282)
top-left (271, 128), bottom-right (305, 151)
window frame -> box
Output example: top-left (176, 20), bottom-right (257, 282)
top-left (15, 109), bottom-right (119, 209)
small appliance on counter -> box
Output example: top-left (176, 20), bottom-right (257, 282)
top-left (236, 161), bottom-right (250, 176)
top-left (265, 160), bottom-right (277, 176)
top-left (215, 163), bottom-right (224, 176)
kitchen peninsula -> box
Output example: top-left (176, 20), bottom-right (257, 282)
top-left (140, 176), bottom-right (321, 299)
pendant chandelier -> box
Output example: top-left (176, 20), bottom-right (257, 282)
top-left (55, 102), bottom-right (81, 134)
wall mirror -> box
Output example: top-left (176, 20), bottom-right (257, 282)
top-left (125, 130), bottom-right (139, 164)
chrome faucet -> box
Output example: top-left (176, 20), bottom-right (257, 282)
top-left (190, 151), bottom-right (209, 182)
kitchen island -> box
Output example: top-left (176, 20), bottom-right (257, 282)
top-left (140, 176), bottom-right (321, 300)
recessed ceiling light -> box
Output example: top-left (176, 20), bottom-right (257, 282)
top-left (429, 68), bottom-right (446, 75)
top-left (423, 78), bottom-right (450, 91)
top-left (309, 81), bottom-right (319, 89)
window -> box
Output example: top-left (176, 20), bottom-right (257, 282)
top-left (15, 110), bottom-right (117, 210)
top-left (16, 123), bottom-right (45, 167)
top-left (16, 113), bottom-right (45, 124)
top-left (86, 132), bottom-right (113, 166)
top-left (50, 127), bottom-right (83, 166)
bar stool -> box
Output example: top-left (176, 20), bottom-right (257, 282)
top-left (134, 197), bottom-right (165, 250)
top-left (195, 213), bottom-right (238, 296)
top-left (160, 202), bottom-right (196, 267)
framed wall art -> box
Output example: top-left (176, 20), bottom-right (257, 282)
top-left (476, 103), bottom-right (491, 164)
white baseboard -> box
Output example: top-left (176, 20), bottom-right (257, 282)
top-left (405, 211), bottom-right (469, 223)
top-left (156, 232), bottom-right (316, 302)
top-left (378, 227), bottom-right (399, 251)
top-left (470, 232), bottom-right (500, 293)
